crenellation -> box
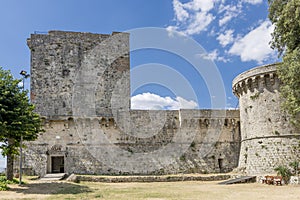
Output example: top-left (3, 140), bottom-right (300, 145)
top-left (233, 65), bottom-right (280, 98)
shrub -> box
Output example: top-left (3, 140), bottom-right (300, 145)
top-left (0, 176), bottom-right (25, 191)
top-left (0, 176), bottom-right (9, 191)
top-left (0, 181), bottom-right (8, 191)
top-left (274, 165), bottom-right (292, 184)
top-left (289, 161), bottom-right (299, 176)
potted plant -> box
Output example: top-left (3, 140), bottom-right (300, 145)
top-left (274, 165), bottom-right (292, 185)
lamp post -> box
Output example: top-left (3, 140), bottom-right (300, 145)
top-left (19, 70), bottom-right (30, 185)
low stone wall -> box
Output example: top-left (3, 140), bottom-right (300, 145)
top-left (74, 174), bottom-right (231, 183)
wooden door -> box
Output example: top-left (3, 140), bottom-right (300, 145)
top-left (51, 156), bottom-right (64, 173)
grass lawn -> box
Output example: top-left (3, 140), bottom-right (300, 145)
top-left (0, 176), bottom-right (300, 200)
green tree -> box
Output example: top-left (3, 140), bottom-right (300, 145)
top-left (0, 67), bottom-right (44, 180)
top-left (268, 0), bottom-right (300, 126)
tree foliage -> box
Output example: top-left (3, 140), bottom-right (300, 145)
top-left (278, 48), bottom-right (300, 125)
top-left (268, 0), bottom-right (300, 126)
top-left (0, 67), bottom-right (44, 180)
top-left (269, 0), bottom-right (300, 56)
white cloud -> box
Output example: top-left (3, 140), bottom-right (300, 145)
top-left (218, 4), bottom-right (242, 26)
top-left (228, 20), bottom-right (276, 64)
top-left (184, 12), bottom-right (214, 35)
top-left (184, 0), bottom-right (214, 12)
top-left (217, 29), bottom-right (234, 47)
top-left (166, 25), bottom-right (178, 33)
top-left (173, 0), bottom-right (189, 22)
top-left (226, 105), bottom-right (238, 110)
top-left (171, 0), bottom-right (216, 35)
top-left (198, 49), bottom-right (229, 63)
top-left (219, 15), bottom-right (232, 27)
top-left (170, 0), bottom-right (264, 36)
top-left (166, 25), bottom-right (187, 37)
top-left (242, 0), bottom-right (263, 5)
top-left (131, 93), bottom-right (198, 110)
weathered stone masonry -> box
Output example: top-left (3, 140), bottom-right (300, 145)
top-left (22, 30), bottom-right (241, 177)
top-left (28, 30), bottom-right (130, 117)
top-left (233, 64), bottom-right (300, 175)
top-left (20, 30), bottom-right (300, 177)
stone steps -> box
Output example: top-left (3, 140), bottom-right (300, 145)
top-left (218, 176), bottom-right (256, 185)
top-left (39, 173), bottom-right (66, 181)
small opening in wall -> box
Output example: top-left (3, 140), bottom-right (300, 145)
top-left (62, 69), bottom-right (70, 77)
top-left (218, 158), bottom-right (223, 173)
top-left (204, 119), bottom-right (209, 128)
top-left (224, 119), bottom-right (228, 127)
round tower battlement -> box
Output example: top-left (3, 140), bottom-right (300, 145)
top-left (232, 63), bottom-right (280, 97)
top-left (232, 63), bottom-right (300, 175)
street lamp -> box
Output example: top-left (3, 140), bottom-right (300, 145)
top-left (19, 70), bottom-right (30, 185)
top-left (20, 70), bottom-right (30, 79)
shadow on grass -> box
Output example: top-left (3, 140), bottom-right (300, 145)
top-left (9, 182), bottom-right (92, 195)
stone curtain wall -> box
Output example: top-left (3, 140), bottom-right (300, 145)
top-left (23, 110), bottom-right (240, 175)
top-left (233, 64), bottom-right (300, 175)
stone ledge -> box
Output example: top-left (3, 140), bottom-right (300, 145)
top-left (73, 174), bottom-right (231, 183)
top-left (241, 134), bottom-right (300, 142)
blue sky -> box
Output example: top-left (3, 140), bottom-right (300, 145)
top-left (0, 0), bottom-right (279, 167)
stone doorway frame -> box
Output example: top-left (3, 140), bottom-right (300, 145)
top-left (46, 144), bottom-right (66, 174)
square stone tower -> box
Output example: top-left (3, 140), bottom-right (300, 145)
top-left (27, 30), bottom-right (130, 118)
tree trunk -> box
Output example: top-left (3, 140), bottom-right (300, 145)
top-left (6, 138), bottom-right (15, 181)
top-left (6, 153), bottom-right (14, 180)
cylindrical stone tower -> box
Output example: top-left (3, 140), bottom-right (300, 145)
top-left (232, 63), bottom-right (300, 175)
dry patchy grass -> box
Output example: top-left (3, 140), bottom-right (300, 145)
top-left (0, 177), bottom-right (300, 200)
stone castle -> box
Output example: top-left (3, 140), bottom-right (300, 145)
top-left (21, 30), bottom-right (299, 177)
